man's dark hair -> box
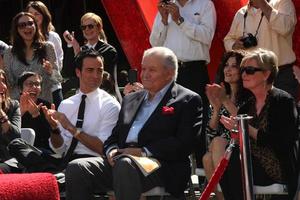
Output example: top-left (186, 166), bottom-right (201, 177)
top-left (18, 71), bottom-right (42, 90)
top-left (74, 48), bottom-right (103, 71)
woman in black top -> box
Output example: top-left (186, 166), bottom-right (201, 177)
top-left (18, 71), bottom-right (52, 152)
top-left (220, 49), bottom-right (299, 199)
top-left (63, 12), bottom-right (117, 78)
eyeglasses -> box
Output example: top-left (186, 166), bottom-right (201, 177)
top-left (17, 21), bottom-right (35, 29)
top-left (240, 66), bottom-right (264, 75)
top-left (24, 81), bottom-right (41, 88)
top-left (80, 24), bottom-right (96, 30)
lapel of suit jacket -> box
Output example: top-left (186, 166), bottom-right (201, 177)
top-left (138, 82), bottom-right (178, 135)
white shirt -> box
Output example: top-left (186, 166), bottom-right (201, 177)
top-left (48, 31), bottom-right (63, 71)
top-left (150, 0), bottom-right (216, 63)
top-left (48, 31), bottom-right (63, 91)
top-left (50, 88), bottom-right (121, 156)
top-left (223, 0), bottom-right (296, 66)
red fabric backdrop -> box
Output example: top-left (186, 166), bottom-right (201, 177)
top-left (102, 0), bottom-right (300, 81)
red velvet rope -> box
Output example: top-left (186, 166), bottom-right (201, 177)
top-left (199, 143), bottom-right (234, 200)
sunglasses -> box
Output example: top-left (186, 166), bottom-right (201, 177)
top-left (240, 66), bottom-right (264, 75)
top-left (17, 21), bottom-right (35, 29)
top-left (80, 24), bottom-right (96, 30)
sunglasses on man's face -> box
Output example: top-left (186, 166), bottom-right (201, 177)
top-left (17, 21), bottom-right (35, 29)
top-left (240, 66), bottom-right (264, 75)
top-left (80, 24), bottom-right (96, 31)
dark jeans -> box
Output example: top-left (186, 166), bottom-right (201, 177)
top-left (176, 61), bottom-right (209, 168)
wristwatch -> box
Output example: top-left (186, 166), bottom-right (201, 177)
top-left (176, 16), bottom-right (184, 26)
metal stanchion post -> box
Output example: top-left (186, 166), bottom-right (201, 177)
top-left (236, 114), bottom-right (254, 200)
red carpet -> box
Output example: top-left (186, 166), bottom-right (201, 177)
top-left (0, 173), bottom-right (59, 200)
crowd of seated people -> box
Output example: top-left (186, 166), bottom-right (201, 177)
top-left (0, 0), bottom-right (299, 200)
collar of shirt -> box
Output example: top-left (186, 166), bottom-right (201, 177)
top-left (78, 88), bottom-right (101, 102)
top-left (85, 42), bottom-right (97, 49)
top-left (144, 81), bottom-right (173, 103)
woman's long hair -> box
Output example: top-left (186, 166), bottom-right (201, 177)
top-left (26, 1), bottom-right (55, 39)
top-left (10, 12), bottom-right (46, 65)
top-left (0, 70), bottom-right (11, 112)
top-left (215, 50), bottom-right (251, 104)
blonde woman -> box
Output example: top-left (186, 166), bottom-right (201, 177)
top-left (63, 12), bottom-right (117, 76)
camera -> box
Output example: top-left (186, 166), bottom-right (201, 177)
top-left (240, 33), bottom-right (257, 49)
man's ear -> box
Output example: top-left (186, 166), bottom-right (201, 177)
top-left (75, 68), bottom-right (81, 78)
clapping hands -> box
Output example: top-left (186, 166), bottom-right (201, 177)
top-left (20, 92), bottom-right (42, 117)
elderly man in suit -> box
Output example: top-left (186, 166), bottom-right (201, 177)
top-left (65, 46), bottom-right (203, 200)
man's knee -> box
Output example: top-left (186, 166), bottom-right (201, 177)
top-left (113, 157), bottom-right (134, 174)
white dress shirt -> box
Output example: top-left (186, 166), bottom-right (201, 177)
top-left (50, 88), bottom-right (121, 156)
top-left (150, 0), bottom-right (216, 63)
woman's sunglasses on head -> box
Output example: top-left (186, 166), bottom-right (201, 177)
top-left (17, 21), bottom-right (35, 29)
top-left (240, 66), bottom-right (264, 75)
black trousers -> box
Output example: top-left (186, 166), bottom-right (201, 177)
top-left (219, 146), bottom-right (288, 200)
top-left (8, 138), bottom-right (93, 173)
top-left (274, 62), bottom-right (299, 100)
top-left (176, 61), bottom-right (209, 168)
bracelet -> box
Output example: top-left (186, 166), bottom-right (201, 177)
top-left (74, 129), bottom-right (82, 138)
top-left (51, 128), bottom-right (61, 135)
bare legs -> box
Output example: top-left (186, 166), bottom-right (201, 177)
top-left (202, 136), bottom-right (228, 200)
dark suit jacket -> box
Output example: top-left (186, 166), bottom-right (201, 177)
top-left (104, 82), bottom-right (203, 197)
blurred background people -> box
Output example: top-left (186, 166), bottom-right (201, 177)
top-left (26, 1), bottom-right (64, 108)
top-left (220, 48), bottom-right (299, 199)
top-left (3, 12), bottom-right (62, 105)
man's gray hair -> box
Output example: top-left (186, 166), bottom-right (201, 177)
top-left (143, 47), bottom-right (178, 80)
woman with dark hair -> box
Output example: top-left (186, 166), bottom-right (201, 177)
top-left (3, 12), bottom-right (62, 105)
top-left (0, 69), bottom-right (21, 173)
top-left (202, 50), bottom-right (251, 199)
top-left (220, 48), bottom-right (298, 199)
top-left (26, 1), bottom-right (64, 107)
top-left (18, 71), bottom-right (52, 152)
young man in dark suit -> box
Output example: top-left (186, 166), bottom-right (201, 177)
top-left (65, 46), bottom-right (203, 200)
